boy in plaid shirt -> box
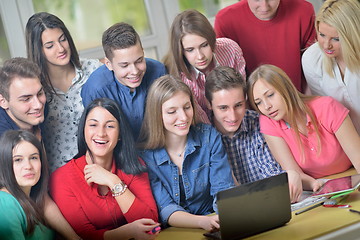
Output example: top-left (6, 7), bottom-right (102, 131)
top-left (205, 66), bottom-right (283, 184)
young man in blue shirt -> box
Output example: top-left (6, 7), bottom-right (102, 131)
top-left (81, 22), bottom-right (166, 140)
top-left (205, 66), bottom-right (283, 185)
top-left (0, 57), bottom-right (46, 138)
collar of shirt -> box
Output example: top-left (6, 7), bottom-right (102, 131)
top-left (191, 53), bottom-right (219, 79)
top-left (220, 121), bottom-right (246, 141)
top-left (0, 107), bottom-right (20, 130)
top-left (280, 114), bottom-right (312, 130)
top-left (232, 120), bottom-right (248, 139)
top-left (114, 75), bottom-right (138, 96)
top-left (73, 63), bottom-right (84, 85)
top-left (51, 65), bottom-right (83, 95)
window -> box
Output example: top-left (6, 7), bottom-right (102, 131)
top-left (178, 0), bottom-right (236, 18)
top-left (0, 0), bottom-right (238, 61)
top-left (30, 0), bottom-right (170, 60)
top-left (33, 0), bottom-right (151, 51)
top-left (168, 0), bottom-right (237, 26)
top-left (0, 14), bottom-right (11, 65)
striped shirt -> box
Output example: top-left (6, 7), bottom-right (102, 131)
top-left (181, 38), bottom-right (246, 123)
top-left (220, 110), bottom-right (283, 184)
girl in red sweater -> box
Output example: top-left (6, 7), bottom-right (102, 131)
top-left (50, 98), bottom-right (159, 240)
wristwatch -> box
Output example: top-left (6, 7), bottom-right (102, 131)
top-left (111, 182), bottom-right (127, 197)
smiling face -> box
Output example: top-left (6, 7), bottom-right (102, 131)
top-left (248, 0), bottom-right (280, 20)
top-left (162, 91), bottom-right (194, 139)
top-left (84, 107), bottom-right (120, 162)
top-left (0, 77), bottom-right (46, 130)
top-left (12, 140), bottom-right (41, 196)
top-left (209, 87), bottom-right (246, 138)
top-left (41, 28), bottom-right (71, 67)
top-left (252, 78), bottom-right (287, 121)
top-left (317, 22), bottom-right (342, 60)
top-left (182, 33), bottom-right (214, 72)
top-left (105, 41), bottom-right (146, 91)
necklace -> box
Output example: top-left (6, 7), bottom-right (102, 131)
top-left (177, 146), bottom-right (186, 157)
top-left (168, 145), bottom-right (186, 157)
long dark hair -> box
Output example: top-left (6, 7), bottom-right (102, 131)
top-left (0, 130), bottom-right (48, 235)
top-left (25, 12), bottom-right (81, 96)
top-left (74, 98), bottom-right (146, 175)
top-left (163, 9), bottom-right (216, 80)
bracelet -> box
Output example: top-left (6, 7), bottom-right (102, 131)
top-left (112, 184), bottom-right (127, 197)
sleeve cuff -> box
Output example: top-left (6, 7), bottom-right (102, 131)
top-left (160, 204), bottom-right (185, 225)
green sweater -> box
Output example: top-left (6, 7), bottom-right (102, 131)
top-left (0, 191), bottom-right (54, 239)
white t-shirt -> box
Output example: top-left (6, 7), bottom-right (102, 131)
top-left (302, 42), bottom-right (360, 133)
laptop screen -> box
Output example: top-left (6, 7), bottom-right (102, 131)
top-left (216, 173), bottom-right (292, 240)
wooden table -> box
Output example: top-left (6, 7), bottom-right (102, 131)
top-left (157, 169), bottom-right (360, 240)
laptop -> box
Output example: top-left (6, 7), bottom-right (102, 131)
top-left (205, 172), bottom-right (292, 240)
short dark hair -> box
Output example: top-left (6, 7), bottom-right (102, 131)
top-left (74, 98), bottom-right (146, 175)
top-left (205, 66), bottom-right (246, 103)
top-left (0, 57), bottom-right (41, 100)
top-left (0, 130), bottom-right (48, 235)
top-left (25, 12), bottom-right (80, 95)
top-left (102, 22), bottom-right (142, 60)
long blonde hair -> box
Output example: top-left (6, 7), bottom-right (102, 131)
top-left (248, 64), bottom-right (322, 163)
top-left (137, 75), bottom-right (198, 149)
top-left (316, 0), bottom-right (360, 77)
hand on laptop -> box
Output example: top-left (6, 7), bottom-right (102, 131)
top-left (287, 170), bottom-right (302, 203)
top-left (288, 170), bottom-right (325, 203)
top-left (198, 214), bottom-right (220, 231)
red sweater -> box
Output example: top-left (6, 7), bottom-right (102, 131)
top-left (214, 0), bottom-right (316, 92)
top-left (50, 155), bottom-right (158, 240)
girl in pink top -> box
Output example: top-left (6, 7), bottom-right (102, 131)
top-left (163, 9), bottom-right (246, 123)
top-left (248, 64), bottom-right (360, 202)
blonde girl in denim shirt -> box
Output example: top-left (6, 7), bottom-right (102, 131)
top-left (138, 75), bottom-right (234, 231)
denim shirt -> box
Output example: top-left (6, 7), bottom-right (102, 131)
top-left (140, 124), bottom-right (235, 225)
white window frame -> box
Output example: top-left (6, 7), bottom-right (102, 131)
top-left (0, 0), bottom-right (34, 58)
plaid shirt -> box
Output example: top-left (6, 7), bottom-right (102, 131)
top-left (221, 110), bottom-right (283, 184)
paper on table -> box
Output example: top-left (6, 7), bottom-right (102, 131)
top-left (291, 191), bottom-right (327, 212)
